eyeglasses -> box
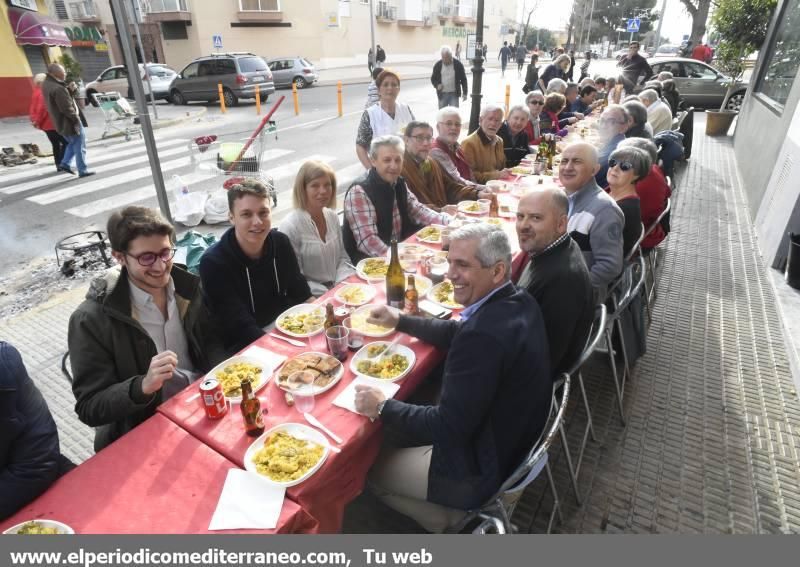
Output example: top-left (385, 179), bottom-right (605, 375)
top-left (409, 135), bottom-right (433, 143)
top-left (125, 247), bottom-right (176, 267)
top-left (608, 158), bottom-right (634, 172)
top-left (599, 117), bottom-right (624, 125)
top-left (529, 100), bottom-right (544, 105)
top-left (439, 121), bottom-right (462, 128)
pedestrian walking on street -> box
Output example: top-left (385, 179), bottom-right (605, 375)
top-left (482, 44), bottom-right (488, 59)
top-left (29, 73), bottom-right (66, 172)
top-left (516, 43), bottom-right (527, 77)
top-left (567, 49), bottom-right (576, 81)
top-left (364, 66), bottom-right (383, 108)
top-left (376, 44), bottom-right (386, 66)
top-left (579, 50), bottom-right (592, 82)
top-left (40, 63), bottom-right (94, 177)
top-left (523, 53), bottom-right (540, 94)
top-left (368, 47), bottom-right (375, 74)
top-left (498, 41), bottom-right (512, 77)
top-left (431, 45), bottom-right (468, 109)
top-left (455, 41), bottom-right (462, 60)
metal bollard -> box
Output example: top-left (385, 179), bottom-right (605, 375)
top-left (292, 82), bottom-right (300, 115)
top-left (504, 84), bottom-right (510, 117)
top-left (337, 81), bottom-right (343, 117)
top-left (255, 84), bottom-right (261, 115)
top-left (218, 83), bottom-right (226, 113)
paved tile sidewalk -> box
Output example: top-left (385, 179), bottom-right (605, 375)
top-left (515, 113), bottom-right (800, 534)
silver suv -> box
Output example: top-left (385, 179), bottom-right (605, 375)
top-left (168, 53), bottom-right (276, 107)
top-left (266, 57), bottom-right (318, 89)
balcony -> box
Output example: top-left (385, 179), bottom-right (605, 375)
top-left (422, 11), bottom-right (435, 26)
top-left (376, 2), bottom-right (397, 23)
top-left (437, 1), bottom-right (452, 20)
top-left (69, 0), bottom-right (100, 23)
top-left (453, 1), bottom-right (475, 24)
top-left (143, 0), bottom-right (192, 23)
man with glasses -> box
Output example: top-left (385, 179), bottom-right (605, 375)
top-left (429, 107), bottom-right (485, 190)
top-left (68, 206), bottom-right (224, 451)
top-left (559, 142), bottom-right (624, 300)
top-left (595, 104), bottom-right (631, 188)
top-left (401, 121), bottom-right (491, 211)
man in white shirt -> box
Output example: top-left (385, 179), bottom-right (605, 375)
top-left (639, 89), bottom-right (674, 135)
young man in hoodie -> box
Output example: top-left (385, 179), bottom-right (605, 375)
top-left (200, 179), bottom-right (312, 353)
top-left (68, 207), bottom-right (224, 452)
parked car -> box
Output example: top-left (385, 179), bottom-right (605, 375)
top-left (85, 63), bottom-right (176, 105)
top-left (653, 44), bottom-right (681, 58)
top-left (266, 57), bottom-right (318, 89)
top-left (647, 57), bottom-right (749, 111)
top-left (168, 52), bottom-right (276, 107)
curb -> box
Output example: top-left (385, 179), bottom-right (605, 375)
top-left (86, 107), bottom-right (207, 143)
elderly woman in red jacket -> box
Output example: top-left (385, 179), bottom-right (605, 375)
top-left (29, 73), bottom-right (66, 172)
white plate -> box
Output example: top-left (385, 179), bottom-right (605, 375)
top-left (486, 180), bottom-right (508, 192)
top-left (412, 274), bottom-right (433, 297)
top-left (207, 355), bottom-right (271, 404)
top-left (3, 519), bottom-right (74, 535)
top-left (457, 200), bottom-right (484, 214)
top-left (274, 304), bottom-right (326, 338)
top-left (415, 224), bottom-right (444, 244)
top-left (427, 281), bottom-right (464, 310)
top-left (483, 217), bottom-right (505, 227)
top-left (350, 341), bottom-right (416, 383)
top-left (349, 304), bottom-right (396, 337)
top-left (244, 423), bottom-right (330, 488)
top-left (274, 351), bottom-right (344, 396)
top-left (333, 283), bottom-right (377, 307)
top-left (355, 257), bottom-right (388, 282)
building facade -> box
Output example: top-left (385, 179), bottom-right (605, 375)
top-left (733, 0), bottom-right (800, 270)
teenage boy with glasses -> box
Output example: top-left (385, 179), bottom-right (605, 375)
top-left (68, 206), bottom-right (224, 451)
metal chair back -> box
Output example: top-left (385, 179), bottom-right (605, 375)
top-left (625, 223), bottom-right (646, 263)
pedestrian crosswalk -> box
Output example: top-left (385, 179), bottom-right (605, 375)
top-left (0, 133), bottom-right (367, 223)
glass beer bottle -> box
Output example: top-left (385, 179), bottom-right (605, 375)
top-left (240, 377), bottom-right (265, 437)
top-left (386, 238), bottom-right (405, 309)
top-left (489, 193), bottom-right (499, 217)
top-left (324, 302), bottom-right (335, 330)
top-left (404, 274), bottom-right (419, 315)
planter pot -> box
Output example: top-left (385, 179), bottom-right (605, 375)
top-left (705, 110), bottom-right (737, 136)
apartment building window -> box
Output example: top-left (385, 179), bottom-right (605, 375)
top-left (754, 0), bottom-right (800, 111)
top-left (240, 0), bottom-right (280, 10)
top-left (53, 0), bottom-right (71, 20)
top-left (148, 0), bottom-right (188, 11)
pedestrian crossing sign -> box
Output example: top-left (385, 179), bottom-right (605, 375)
top-left (626, 18), bottom-right (640, 33)
top-left (213, 34), bottom-right (223, 50)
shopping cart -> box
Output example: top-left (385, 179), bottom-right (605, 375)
top-left (188, 120), bottom-right (279, 207)
top-left (92, 92), bottom-right (142, 141)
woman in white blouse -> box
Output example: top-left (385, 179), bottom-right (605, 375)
top-left (280, 161), bottom-right (355, 296)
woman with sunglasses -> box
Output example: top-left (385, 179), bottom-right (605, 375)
top-left (523, 91), bottom-right (545, 144)
top-left (605, 147), bottom-right (652, 257)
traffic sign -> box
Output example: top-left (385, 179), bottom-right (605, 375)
top-left (626, 18), bottom-right (640, 33)
top-left (212, 34), bottom-right (223, 50)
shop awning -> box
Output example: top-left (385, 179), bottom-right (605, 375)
top-left (8, 7), bottom-right (72, 47)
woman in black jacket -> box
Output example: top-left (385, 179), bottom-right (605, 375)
top-left (523, 53), bottom-right (539, 93)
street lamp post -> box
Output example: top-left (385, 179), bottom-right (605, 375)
top-left (654, 0), bottom-right (668, 51)
top-left (369, 0), bottom-right (376, 70)
top-left (468, 0), bottom-right (485, 134)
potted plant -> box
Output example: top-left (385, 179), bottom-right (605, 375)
top-left (705, 0), bottom-right (776, 136)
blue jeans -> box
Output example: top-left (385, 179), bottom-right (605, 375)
top-left (438, 92), bottom-right (459, 108)
top-left (61, 124), bottom-right (88, 174)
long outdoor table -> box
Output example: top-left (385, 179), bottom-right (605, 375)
top-left (157, 276), bottom-right (446, 533)
top-left (0, 414), bottom-right (315, 534)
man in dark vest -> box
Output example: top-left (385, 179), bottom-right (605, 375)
top-left (343, 135), bottom-right (452, 262)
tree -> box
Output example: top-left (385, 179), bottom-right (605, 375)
top-left (678, 0), bottom-right (713, 46)
top-left (58, 53), bottom-right (82, 84)
top-left (573, 0), bottom-right (658, 49)
top-left (711, 0), bottom-right (777, 110)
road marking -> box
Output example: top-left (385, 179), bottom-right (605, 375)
top-left (334, 162), bottom-right (367, 189)
top-left (274, 109), bottom-right (363, 134)
top-left (259, 148), bottom-right (294, 161)
top-left (0, 138), bottom-right (187, 191)
top-left (27, 155), bottom-right (192, 204)
top-left (264, 154), bottom-right (337, 184)
top-left (65, 172), bottom-right (217, 219)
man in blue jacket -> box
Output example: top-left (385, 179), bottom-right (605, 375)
top-left (199, 179), bottom-right (312, 353)
top-left (1, 342), bottom-right (73, 520)
top-left (355, 224), bottom-right (551, 532)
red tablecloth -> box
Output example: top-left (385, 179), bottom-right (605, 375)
top-left (158, 277), bottom-right (445, 533)
top-left (0, 414), bottom-right (315, 534)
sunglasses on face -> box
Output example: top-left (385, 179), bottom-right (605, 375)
top-left (125, 247), bottom-right (177, 267)
top-left (529, 100), bottom-right (544, 105)
top-left (608, 158), bottom-right (634, 172)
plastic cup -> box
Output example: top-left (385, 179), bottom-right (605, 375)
top-left (293, 388), bottom-right (315, 413)
top-left (343, 317), bottom-right (364, 351)
top-left (325, 325), bottom-right (349, 361)
top-left (428, 256), bottom-right (449, 284)
top-left (477, 198), bottom-right (491, 213)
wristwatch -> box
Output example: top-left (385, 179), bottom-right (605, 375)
top-left (376, 399), bottom-right (388, 419)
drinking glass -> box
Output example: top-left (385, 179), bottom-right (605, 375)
top-left (325, 325), bottom-right (349, 361)
top-left (293, 388), bottom-right (315, 413)
top-left (342, 317), bottom-right (364, 351)
top-left (477, 198), bottom-right (491, 214)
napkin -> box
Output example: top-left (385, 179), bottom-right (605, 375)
top-left (208, 469), bottom-right (285, 531)
top-left (241, 345), bottom-right (287, 373)
top-left (332, 375), bottom-right (401, 415)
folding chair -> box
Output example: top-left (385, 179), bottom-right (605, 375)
top-left (555, 304), bottom-right (607, 504)
top-left (446, 373), bottom-right (572, 534)
top-left (643, 198), bottom-right (672, 304)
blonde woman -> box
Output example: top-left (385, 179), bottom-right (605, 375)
top-left (281, 161), bottom-right (355, 296)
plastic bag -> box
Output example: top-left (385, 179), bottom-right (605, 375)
top-left (175, 231), bottom-right (218, 274)
top-left (172, 174), bottom-right (207, 227)
top-left (204, 189), bottom-right (230, 224)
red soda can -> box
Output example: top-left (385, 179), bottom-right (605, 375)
top-left (334, 306), bottom-right (351, 326)
top-left (200, 378), bottom-right (228, 419)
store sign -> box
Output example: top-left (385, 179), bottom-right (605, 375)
top-left (65, 25), bottom-right (104, 47)
top-left (9, 0), bottom-right (38, 11)
top-left (442, 26), bottom-right (475, 38)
